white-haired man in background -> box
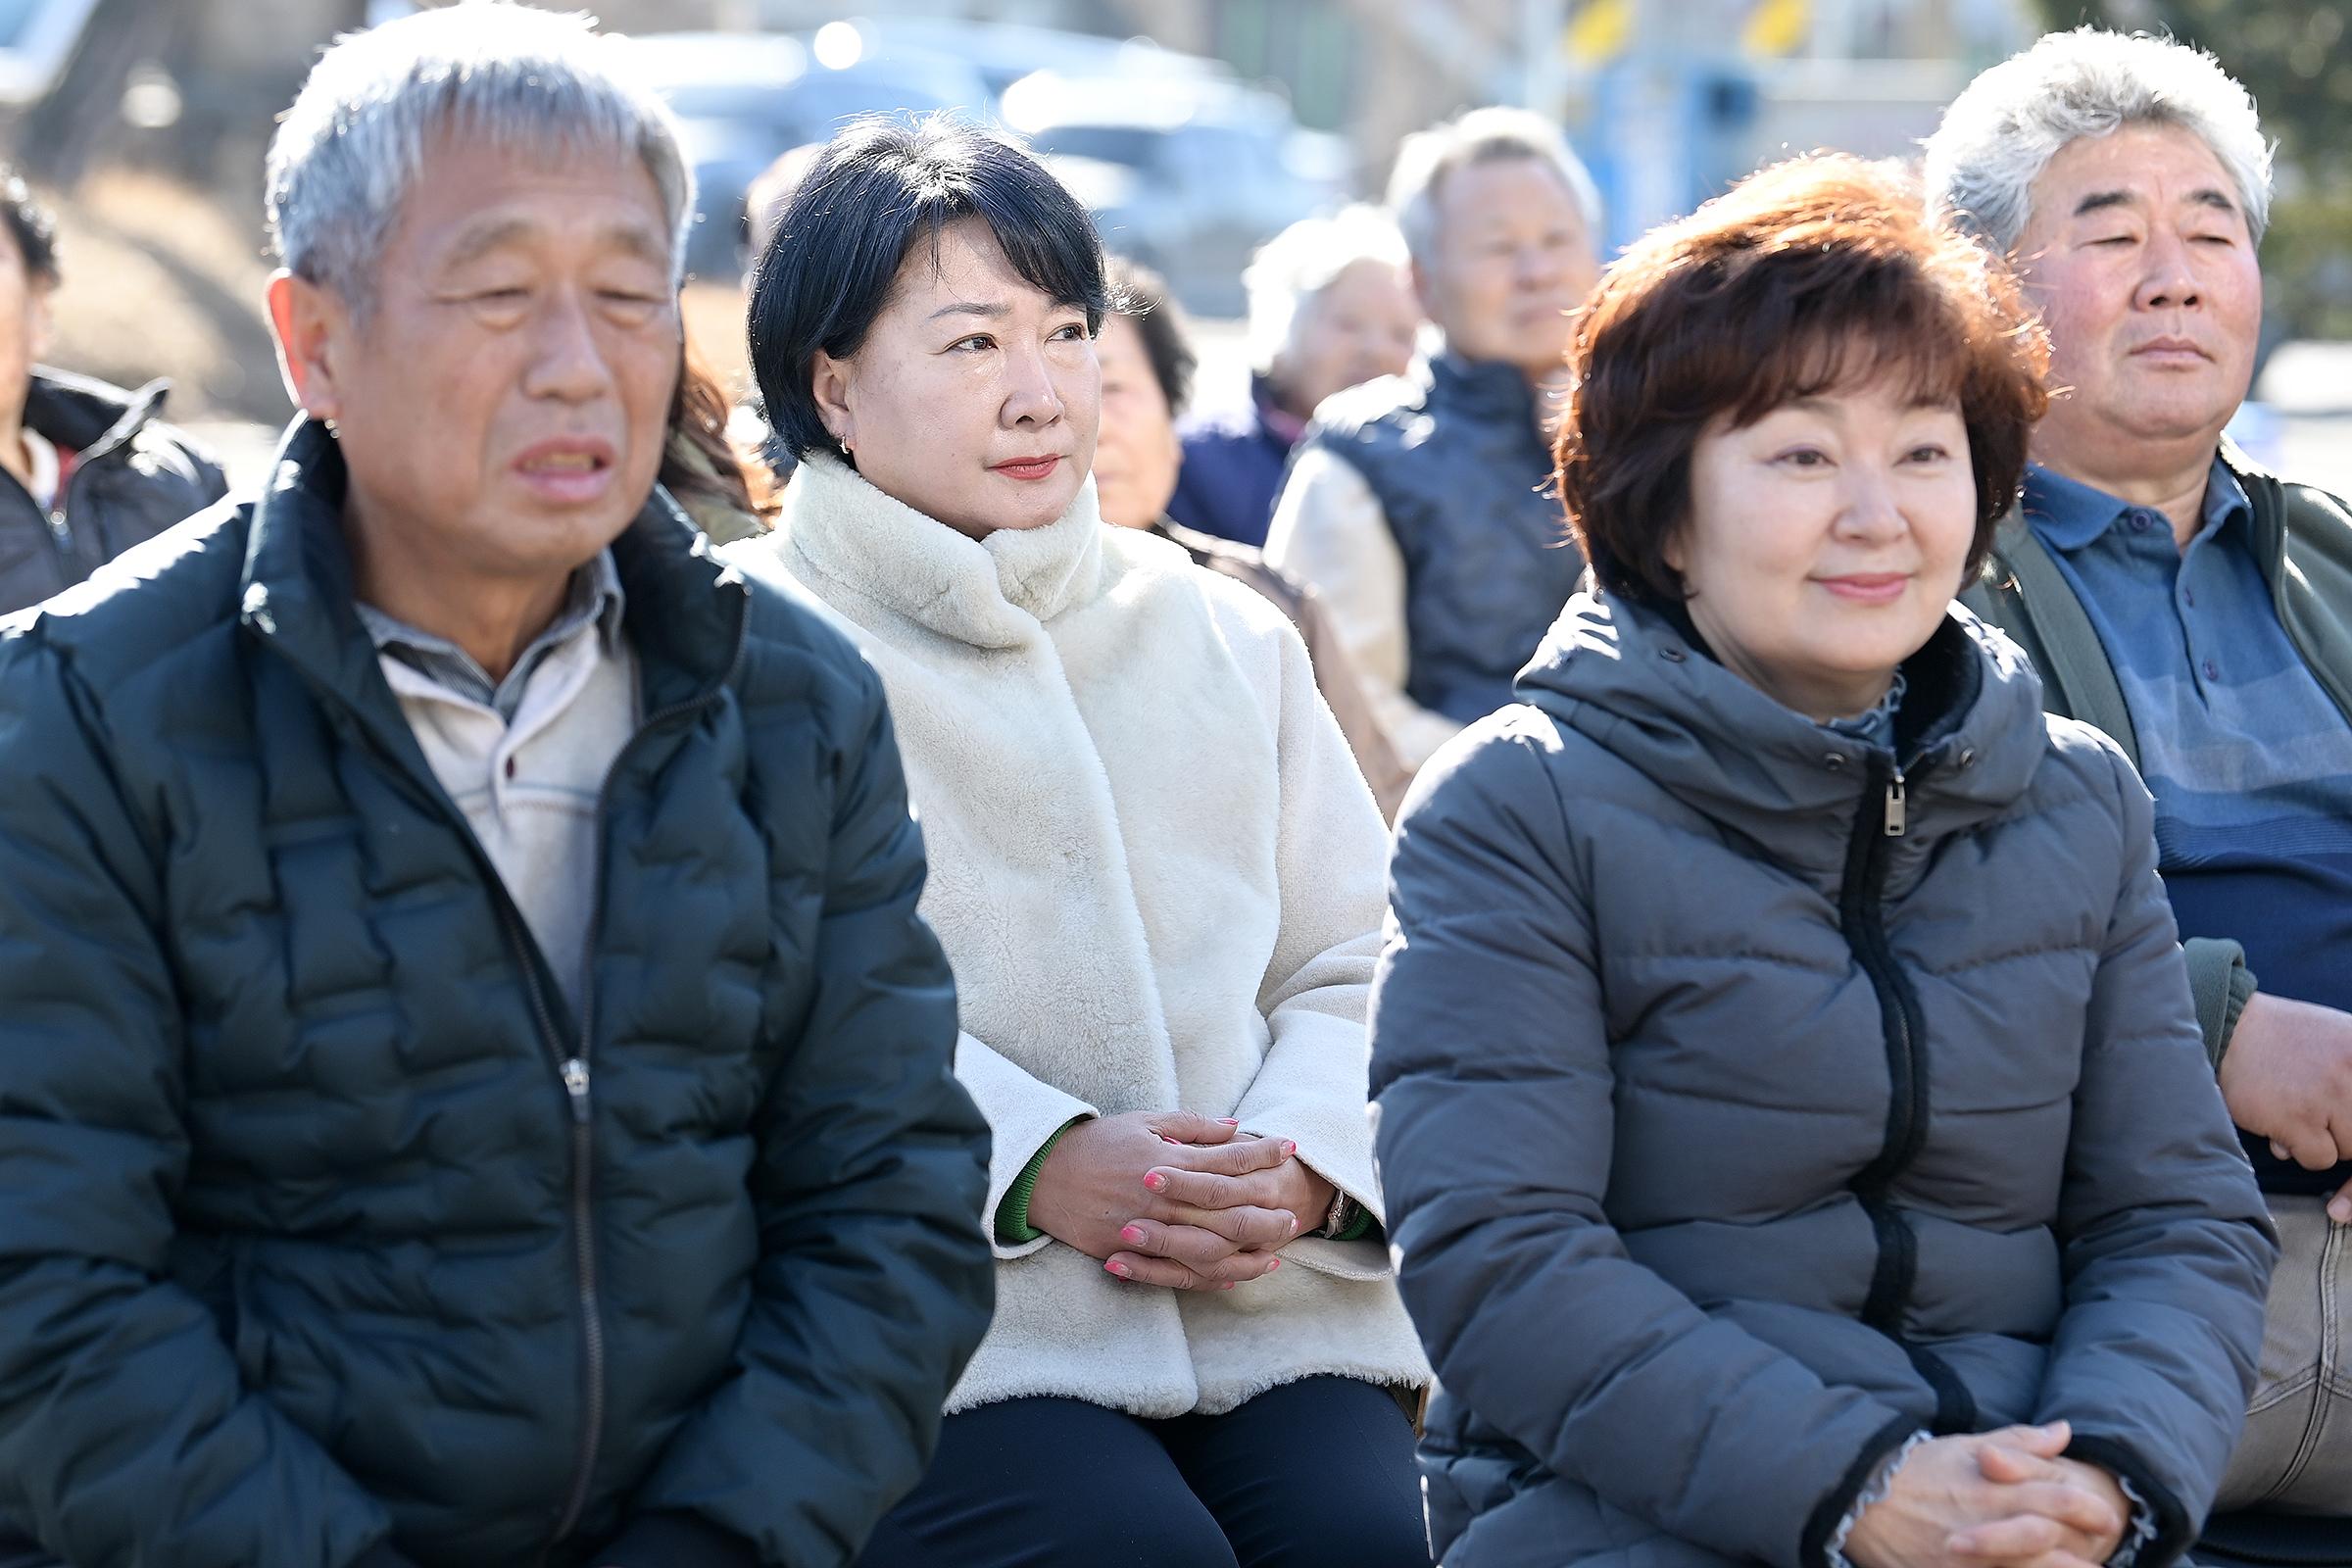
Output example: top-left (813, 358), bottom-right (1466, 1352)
top-left (1266, 108), bottom-right (1603, 774)
top-left (1166, 204), bottom-right (1420, 549)
top-left (0, 7), bottom-right (992, 1565)
top-left (1936, 29), bottom-right (2352, 1514)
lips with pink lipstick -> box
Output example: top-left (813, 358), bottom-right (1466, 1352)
top-left (1815, 572), bottom-right (1910, 604)
top-left (512, 436), bottom-right (618, 506)
top-left (990, 454), bottom-right (1063, 482)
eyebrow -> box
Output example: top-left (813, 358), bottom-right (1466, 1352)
top-left (440, 218), bottom-right (671, 273)
top-left (928, 300), bottom-right (1011, 322)
top-left (2073, 187), bottom-right (2238, 220)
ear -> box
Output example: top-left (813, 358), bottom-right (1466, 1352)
top-left (809, 348), bottom-right (856, 450)
top-left (266, 270), bottom-right (351, 422)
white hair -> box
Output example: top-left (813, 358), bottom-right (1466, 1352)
top-left (1923, 27), bottom-right (2273, 253)
top-left (1386, 106), bottom-right (1602, 266)
top-left (1242, 205), bottom-right (1410, 374)
top-left (267, 1), bottom-right (694, 309)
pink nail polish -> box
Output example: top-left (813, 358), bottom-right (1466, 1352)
top-left (1221, 1281), bottom-right (1236, 1290)
top-left (1105, 1260), bottom-right (1129, 1277)
top-left (1143, 1171), bottom-right (1166, 1192)
top-left (1217, 1117), bottom-right (1240, 1125)
top-left (1120, 1224), bottom-right (1145, 1245)
top-left (1280, 1140), bottom-right (1297, 1156)
top-left (1266, 1257), bottom-right (1281, 1271)
top-left (1159, 1135), bottom-right (1181, 1144)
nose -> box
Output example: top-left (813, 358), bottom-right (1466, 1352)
top-left (1000, 340), bottom-right (1065, 429)
top-left (1834, 467), bottom-right (1908, 543)
top-left (521, 288), bottom-right (619, 405)
top-left (2134, 226), bottom-right (2203, 312)
top-left (1514, 238), bottom-right (1564, 293)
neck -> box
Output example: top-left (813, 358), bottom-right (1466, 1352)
top-left (2033, 424), bottom-right (2219, 550)
top-left (343, 497), bottom-right (576, 682)
top-left (1692, 606), bottom-right (1893, 724)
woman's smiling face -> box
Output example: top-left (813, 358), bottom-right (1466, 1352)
top-left (812, 217), bottom-right (1101, 540)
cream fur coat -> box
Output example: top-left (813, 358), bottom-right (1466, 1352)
top-left (731, 454), bottom-right (1428, 1417)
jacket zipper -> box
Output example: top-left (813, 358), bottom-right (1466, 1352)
top-left (544, 607), bottom-right (747, 1549)
top-left (1840, 753), bottom-right (1975, 1430)
top-left (263, 583), bottom-right (749, 1558)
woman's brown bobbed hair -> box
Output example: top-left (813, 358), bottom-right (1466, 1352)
top-left (1554, 153), bottom-right (2050, 607)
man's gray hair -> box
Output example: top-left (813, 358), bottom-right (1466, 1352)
top-left (268, 1), bottom-right (694, 308)
top-left (1243, 204), bottom-right (1411, 374)
top-left (1923, 27), bottom-right (2273, 254)
top-left (1386, 106), bottom-right (1602, 266)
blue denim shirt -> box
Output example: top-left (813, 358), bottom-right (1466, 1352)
top-left (2025, 459), bottom-right (2352, 1192)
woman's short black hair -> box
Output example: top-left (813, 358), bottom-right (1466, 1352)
top-left (748, 114), bottom-right (1107, 460)
top-left (1104, 256), bottom-right (1197, 418)
top-left (0, 165), bottom-right (58, 286)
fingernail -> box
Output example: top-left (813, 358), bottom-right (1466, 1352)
top-left (1105, 1260), bottom-right (1129, 1277)
top-left (1217, 1117), bottom-right (1240, 1125)
top-left (2330, 1199), bottom-right (2352, 1224)
top-left (1120, 1224), bottom-right (1146, 1245)
top-left (1280, 1140), bottom-right (1297, 1156)
top-left (1221, 1281), bottom-right (1236, 1290)
top-left (1159, 1135), bottom-right (1182, 1144)
top-left (1143, 1171), bottom-right (1166, 1192)
top-left (1266, 1257), bottom-right (1281, 1271)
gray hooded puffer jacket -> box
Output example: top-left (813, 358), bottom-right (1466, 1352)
top-left (1369, 591), bottom-right (2277, 1568)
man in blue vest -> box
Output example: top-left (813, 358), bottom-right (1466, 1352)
top-left (1265, 108), bottom-right (1602, 775)
top-left (1935, 29), bottom-right (2352, 1516)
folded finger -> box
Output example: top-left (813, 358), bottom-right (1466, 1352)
top-left (2008, 1482), bottom-right (2122, 1540)
top-left (1173, 1137), bottom-right (1296, 1178)
top-left (1948, 1513), bottom-right (2069, 1559)
top-left (1102, 1253), bottom-right (1222, 1291)
top-left (1118, 1220), bottom-right (1243, 1269)
top-left (1145, 1166), bottom-right (1257, 1209)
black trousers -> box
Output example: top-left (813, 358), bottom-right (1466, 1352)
top-left (855, 1375), bottom-right (1431, 1568)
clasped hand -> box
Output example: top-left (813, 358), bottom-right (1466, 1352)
top-left (1845, 1422), bottom-right (2132, 1568)
top-left (1026, 1110), bottom-right (1337, 1291)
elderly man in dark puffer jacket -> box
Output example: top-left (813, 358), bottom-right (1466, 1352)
top-left (0, 9), bottom-right (990, 1568)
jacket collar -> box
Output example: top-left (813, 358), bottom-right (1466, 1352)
top-left (1427, 349), bottom-right (1544, 429)
top-left (23, 366), bottom-right (168, 461)
top-left (1514, 589), bottom-right (2048, 874)
top-left (780, 450), bottom-right (1108, 650)
top-left (240, 417), bottom-right (746, 740)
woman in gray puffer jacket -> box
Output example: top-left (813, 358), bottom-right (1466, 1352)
top-left (1369, 155), bottom-right (2277, 1568)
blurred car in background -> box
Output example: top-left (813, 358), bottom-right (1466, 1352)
top-left (849, 17), bottom-right (1230, 100)
top-left (0, 0), bottom-right (101, 103)
top-left (634, 28), bottom-right (991, 279)
top-left (1002, 72), bottom-right (1346, 317)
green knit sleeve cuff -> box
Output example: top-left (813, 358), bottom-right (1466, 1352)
top-left (2182, 937), bottom-right (2258, 1072)
top-left (995, 1116), bottom-right (1088, 1246)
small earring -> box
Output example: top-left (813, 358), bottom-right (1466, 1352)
top-left (837, 436), bottom-right (852, 458)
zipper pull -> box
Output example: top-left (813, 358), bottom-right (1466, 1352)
top-left (561, 1057), bottom-right (591, 1122)
top-left (1884, 768), bottom-right (1907, 838)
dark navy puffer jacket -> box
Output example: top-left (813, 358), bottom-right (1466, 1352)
top-left (1370, 591), bottom-right (2276, 1568)
top-left (0, 421), bottom-right (993, 1567)
top-left (1299, 351), bottom-right (1582, 726)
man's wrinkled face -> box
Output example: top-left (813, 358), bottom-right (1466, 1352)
top-left (2011, 123), bottom-right (2261, 469)
top-left (1416, 157), bottom-right (1599, 378)
top-left (272, 128), bottom-right (681, 582)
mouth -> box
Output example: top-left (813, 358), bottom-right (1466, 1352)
top-left (2130, 337), bottom-right (2212, 366)
top-left (513, 438), bottom-right (619, 504)
top-left (1815, 572), bottom-right (1911, 604)
top-left (991, 455), bottom-right (1063, 482)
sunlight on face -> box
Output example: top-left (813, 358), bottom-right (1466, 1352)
top-left (1669, 370), bottom-right (1978, 721)
top-left (816, 217), bottom-right (1100, 540)
top-left (1420, 158), bottom-right (1598, 377)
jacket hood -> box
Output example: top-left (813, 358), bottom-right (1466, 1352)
top-left (24, 366), bottom-right (170, 460)
top-left (1512, 589), bottom-right (2053, 876)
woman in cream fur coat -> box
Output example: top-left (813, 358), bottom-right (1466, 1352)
top-left (731, 120), bottom-right (1431, 1568)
